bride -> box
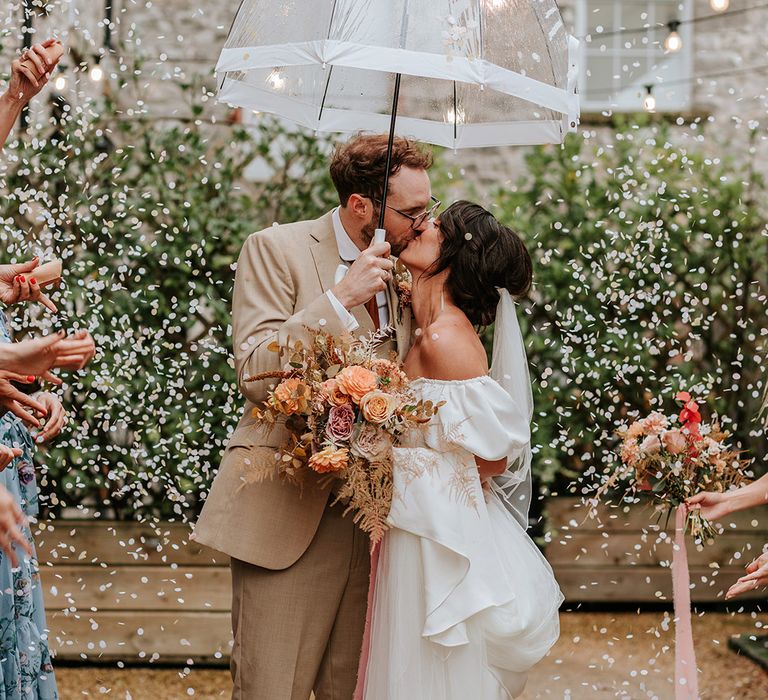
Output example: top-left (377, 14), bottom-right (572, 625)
top-left (360, 201), bottom-right (563, 699)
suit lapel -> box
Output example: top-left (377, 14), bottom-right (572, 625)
top-left (309, 213), bottom-right (374, 334)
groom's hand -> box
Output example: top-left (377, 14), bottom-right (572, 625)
top-left (332, 241), bottom-right (393, 310)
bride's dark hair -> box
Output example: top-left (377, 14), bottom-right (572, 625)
top-left (425, 201), bottom-right (532, 327)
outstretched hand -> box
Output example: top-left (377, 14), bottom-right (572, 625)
top-left (0, 257), bottom-right (57, 312)
top-left (7, 39), bottom-right (62, 105)
top-left (685, 491), bottom-right (734, 522)
top-left (726, 550), bottom-right (768, 599)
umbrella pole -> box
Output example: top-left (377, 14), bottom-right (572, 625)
top-left (375, 72), bottom-right (402, 239)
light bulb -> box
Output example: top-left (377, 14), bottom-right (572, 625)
top-left (54, 75), bottom-right (67, 91)
top-left (267, 69), bottom-right (285, 91)
top-left (664, 22), bottom-right (682, 53)
top-left (90, 64), bottom-right (104, 82)
top-left (709, 0), bottom-right (729, 11)
top-left (643, 93), bottom-right (656, 112)
top-left (643, 86), bottom-right (656, 112)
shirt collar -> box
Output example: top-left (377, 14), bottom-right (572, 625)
top-left (332, 207), bottom-right (364, 262)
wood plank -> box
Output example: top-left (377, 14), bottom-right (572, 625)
top-left (546, 497), bottom-right (768, 533)
top-left (547, 531), bottom-right (767, 567)
top-left (552, 565), bottom-right (764, 603)
top-left (33, 521), bottom-right (229, 567)
top-left (40, 565), bottom-right (232, 612)
top-left (46, 610), bottom-right (233, 663)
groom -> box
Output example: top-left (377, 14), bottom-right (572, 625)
top-left (193, 133), bottom-right (434, 699)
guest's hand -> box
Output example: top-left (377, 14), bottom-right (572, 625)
top-left (0, 444), bottom-right (22, 471)
top-left (7, 39), bottom-right (61, 105)
top-left (0, 485), bottom-right (32, 568)
top-left (0, 257), bottom-right (57, 312)
top-left (685, 491), bottom-right (734, 521)
top-left (59, 330), bottom-right (96, 369)
top-left (0, 370), bottom-right (46, 428)
top-left (0, 331), bottom-right (95, 377)
top-left (726, 550), bottom-right (768, 599)
top-left (31, 392), bottom-right (65, 443)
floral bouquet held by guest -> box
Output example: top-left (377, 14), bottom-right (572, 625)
top-left (597, 391), bottom-right (752, 541)
top-left (246, 327), bottom-right (441, 543)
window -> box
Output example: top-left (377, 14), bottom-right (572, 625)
top-left (576, 0), bottom-right (693, 112)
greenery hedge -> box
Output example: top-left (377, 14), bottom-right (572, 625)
top-left (1, 91), bottom-right (765, 521)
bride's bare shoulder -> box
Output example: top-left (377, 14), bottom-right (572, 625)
top-left (419, 316), bottom-right (488, 381)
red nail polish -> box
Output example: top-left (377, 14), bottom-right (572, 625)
top-left (26, 376), bottom-right (34, 382)
top-left (19, 276), bottom-right (25, 283)
top-left (30, 278), bottom-right (36, 285)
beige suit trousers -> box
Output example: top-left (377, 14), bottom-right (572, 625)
top-left (230, 501), bottom-right (370, 700)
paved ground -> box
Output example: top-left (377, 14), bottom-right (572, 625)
top-left (55, 612), bottom-right (768, 699)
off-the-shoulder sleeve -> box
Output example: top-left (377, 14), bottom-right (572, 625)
top-left (420, 377), bottom-right (530, 462)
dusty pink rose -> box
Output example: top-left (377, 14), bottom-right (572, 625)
top-left (662, 429), bottom-right (687, 455)
top-left (351, 423), bottom-right (391, 461)
top-left (641, 412), bottom-right (668, 436)
top-left (639, 434), bottom-right (661, 455)
top-left (326, 404), bottom-right (355, 443)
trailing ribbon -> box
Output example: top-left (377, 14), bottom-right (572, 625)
top-left (672, 504), bottom-right (700, 699)
top-left (353, 539), bottom-right (381, 700)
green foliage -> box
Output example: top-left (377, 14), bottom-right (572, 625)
top-left (1, 97), bottom-right (337, 521)
top-left (492, 118), bottom-right (767, 493)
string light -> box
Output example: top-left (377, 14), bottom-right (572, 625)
top-left (642, 85), bottom-right (656, 112)
top-left (90, 55), bottom-right (104, 83)
top-left (54, 67), bottom-right (68, 92)
top-left (664, 21), bottom-right (683, 53)
top-left (710, 0), bottom-right (730, 11)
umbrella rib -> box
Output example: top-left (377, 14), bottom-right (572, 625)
top-left (317, 65), bottom-right (335, 123)
top-left (453, 81), bottom-right (458, 147)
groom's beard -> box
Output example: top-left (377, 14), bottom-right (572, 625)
top-left (362, 213), bottom-right (406, 257)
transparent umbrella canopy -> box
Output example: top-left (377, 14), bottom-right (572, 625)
top-left (216, 0), bottom-right (580, 151)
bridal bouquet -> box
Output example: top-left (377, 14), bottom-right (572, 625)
top-left (598, 391), bottom-right (752, 540)
top-left (246, 328), bottom-right (442, 543)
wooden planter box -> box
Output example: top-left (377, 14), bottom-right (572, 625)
top-left (34, 501), bottom-right (767, 663)
top-left (34, 520), bottom-right (233, 664)
top-left (546, 497), bottom-right (768, 603)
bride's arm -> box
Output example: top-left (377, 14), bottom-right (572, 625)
top-left (418, 320), bottom-right (505, 482)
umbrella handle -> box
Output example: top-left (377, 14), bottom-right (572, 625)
top-left (373, 229), bottom-right (386, 245)
top-left (334, 264), bottom-right (348, 285)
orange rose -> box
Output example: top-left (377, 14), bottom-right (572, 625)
top-left (336, 365), bottom-right (378, 404)
top-left (309, 446), bottom-right (349, 474)
top-left (271, 378), bottom-right (309, 415)
top-left (360, 390), bottom-right (398, 424)
top-left (370, 358), bottom-right (408, 390)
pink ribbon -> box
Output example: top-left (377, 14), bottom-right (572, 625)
top-left (672, 504), bottom-right (700, 699)
top-left (353, 538), bottom-right (381, 700)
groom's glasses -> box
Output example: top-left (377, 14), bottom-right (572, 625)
top-left (371, 195), bottom-right (441, 230)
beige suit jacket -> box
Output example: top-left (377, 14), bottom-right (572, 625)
top-left (193, 212), bottom-right (412, 569)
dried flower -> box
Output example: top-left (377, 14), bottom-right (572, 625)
top-left (271, 378), bottom-right (309, 415)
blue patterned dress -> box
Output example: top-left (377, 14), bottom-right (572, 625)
top-left (0, 314), bottom-right (58, 699)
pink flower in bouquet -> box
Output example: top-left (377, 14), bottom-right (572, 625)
top-left (326, 404), bottom-right (355, 443)
top-left (662, 429), bottom-right (687, 455)
top-left (620, 438), bottom-right (641, 466)
top-left (351, 423), bottom-right (391, 461)
top-left (626, 421), bottom-right (645, 440)
top-left (640, 434), bottom-right (662, 455)
top-left (642, 412), bottom-right (668, 435)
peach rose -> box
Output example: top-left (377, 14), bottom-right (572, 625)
top-left (271, 378), bottom-right (309, 415)
top-left (359, 390), bottom-right (399, 424)
top-left (320, 379), bottom-right (351, 407)
top-left (336, 366), bottom-right (378, 404)
top-left (309, 446), bottom-right (349, 474)
top-left (662, 429), bottom-right (687, 455)
top-left (626, 422), bottom-right (645, 440)
top-left (620, 438), bottom-right (640, 466)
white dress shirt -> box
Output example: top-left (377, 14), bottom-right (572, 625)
top-left (326, 207), bottom-right (390, 332)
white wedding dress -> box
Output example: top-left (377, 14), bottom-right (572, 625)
top-left (362, 376), bottom-right (563, 700)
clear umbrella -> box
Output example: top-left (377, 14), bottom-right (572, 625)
top-left (216, 0), bottom-right (579, 232)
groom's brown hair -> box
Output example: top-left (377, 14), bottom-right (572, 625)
top-left (330, 133), bottom-right (433, 207)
